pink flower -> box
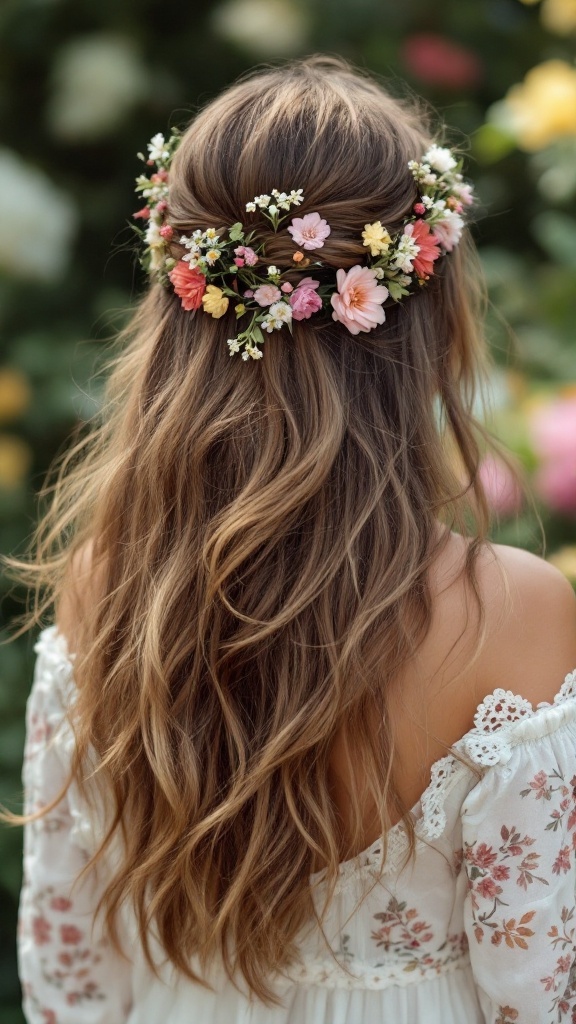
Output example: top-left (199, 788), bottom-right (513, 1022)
top-left (290, 277), bottom-right (323, 320)
top-left (478, 454), bottom-right (523, 517)
top-left (453, 182), bottom-right (474, 206)
top-left (281, 282), bottom-right (294, 293)
top-left (234, 257), bottom-right (245, 267)
top-left (159, 225), bottom-right (173, 240)
top-left (244, 289), bottom-right (254, 298)
top-left (491, 864), bottom-right (510, 881)
top-left (50, 896), bottom-right (73, 912)
top-left (331, 266), bottom-right (388, 335)
top-left (287, 211), bottom-right (331, 251)
top-left (535, 458), bottom-right (576, 515)
top-left (32, 916), bottom-right (51, 945)
top-left (133, 206), bottom-right (150, 220)
top-left (402, 33), bottom-right (483, 90)
top-left (476, 877), bottom-right (502, 900)
top-left (413, 202), bottom-right (426, 215)
top-left (404, 219), bottom-right (441, 277)
top-left (254, 284), bottom-right (281, 306)
top-left (60, 924), bottom-right (84, 944)
top-left (531, 397), bottom-right (576, 463)
top-left (234, 245), bottom-right (258, 266)
top-left (169, 261), bottom-right (206, 311)
top-left (432, 210), bottom-right (465, 252)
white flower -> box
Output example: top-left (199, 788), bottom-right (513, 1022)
top-left (431, 210), bottom-right (464, 252)
top-left (373, 267), bottom-right (385, 279)
top-left (145, 219), bottom-right (163, 247)
top-left (268, 204), bottom-right (278, 215)
top-left (47, 34), bottom-right (147, 142)
top-left (241, 350), bottom-right (250, 360)
top-left (0, 149), bottom-right (78, 282)
top-left (433, 199), bottom-right (447, 211)
top-left (423, 145), bottom-right (457, 174)
top-left (256, 194), bottom-right (271, 208)
top-left (269, 300), bottom-right (292, 322)
top-left (246, 343), bottom-right (263, 360)
top-left (204, 228), bottom-right (218, 241)
top-left (392, 233), bottom-right (420, 274)
top-left (246, 201), bottom-right (257, 212)
top-left (267, 265), bottom-right (279, 276)
top-left (288, 189), bottom-right (304, 205)
top-left (211, 0), bottom-right (309, 58)
top-left (421, 195), bottom-right (434, 209)
top-left (227, 338), bottom-right (241, 354)
top-left (205, 249), bottom-right (221, 265)
top-left (148, 133), bottom-right (168, 162)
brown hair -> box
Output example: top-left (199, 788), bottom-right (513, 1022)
top-left (8, 56), bottom-right (490, 1003)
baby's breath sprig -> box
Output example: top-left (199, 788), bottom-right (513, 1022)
top-left (245, 189), bottom-right (304, 231)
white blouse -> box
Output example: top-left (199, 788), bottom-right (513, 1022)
top-left (18, 626), bottom-right (576, 1024)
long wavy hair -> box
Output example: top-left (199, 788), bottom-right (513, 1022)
top-left (8, 56), bottom-right (492, 1003)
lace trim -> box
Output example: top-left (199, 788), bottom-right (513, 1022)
top-left (31, 628), bottom-right (576, 878)
top-left (285, 950), bottom-right (471, 990)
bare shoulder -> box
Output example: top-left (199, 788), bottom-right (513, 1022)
top-left (56, 539), bottom-right (103, 652)
top-left (474, 541), bottom-right (576, 707)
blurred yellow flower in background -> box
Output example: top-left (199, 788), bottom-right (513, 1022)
top-left (0, 369), bottom-right (31, 422)
top-left (0, 434), bottom-right (32, 488)
top-left (549, 546), bottom-right (576, 581)
top-left (519, 0), bottom-right (576, 32)
top-left (493, 60), bottom-right (576, 149)
top-left (542, 0), bottom-right (576, 32)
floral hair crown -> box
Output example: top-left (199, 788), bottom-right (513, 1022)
top-left (134, 132), bottom-right (474, 361)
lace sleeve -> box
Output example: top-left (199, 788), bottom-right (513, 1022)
top-left (461, 692), bottom-right (576, 1024)
top-left (18, 628), bottom-right (133, 1023)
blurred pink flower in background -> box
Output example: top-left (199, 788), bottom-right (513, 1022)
top-left (401, 33), bottom-right (483, 90)
top-left (478, 453), bottom-right (523, 517)
top-left (530, 396), bottom-right (576, 514)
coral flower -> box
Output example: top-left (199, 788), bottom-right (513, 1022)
top-left (202, 285), bottom-right (229, 318)
top-left (404, 219), bottom-right (441, 278)
top-left (287, 211), bottom-right (331, 250)
top-left (169, 261), bottom-right (206, 310)
top-left (330, 266), bottom-right (388, 335)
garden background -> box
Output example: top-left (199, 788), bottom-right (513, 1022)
top-left (1, 0), bottom-right (576, 1018)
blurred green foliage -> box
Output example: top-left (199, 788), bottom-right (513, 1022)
top-left (1, 0), bottom-right (575, 1019)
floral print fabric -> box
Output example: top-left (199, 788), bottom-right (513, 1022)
top-left (17, 628), bottom-right (576, 1023)
top-left (18, 629), bottom-right (133, 1023)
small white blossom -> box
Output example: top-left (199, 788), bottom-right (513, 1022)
top-left (433, 199), bottom-right (447, 211)
top-left (205, 249), bottom-right (221, 265)
top-left (148, 133), bottom-right (169, 163)
top-left (373, 267), bottom-right (385, 279)
top-left (241, 349), bottom-right (250, 360)
top-left (392, 233), bottom-right (420, 274)
top-left (423, 145), bottom-right (457, 174)
top-left (268, 204), bottom-right (278, 215)
top-left (256, 194), bottom-right (271, 208)
top-left (269, 300), bottom-right (292, 322)
top-left (246, 342), bottom-right (263, 360)
top-left (245, 201), bottom-right (256, 212)
top-left (288, 189), bottom-right (304, 205)
top-left (267, 265), bottom-right (279, 277)
top-left (204, 228), bottom-right (218, 241)
top-left (227, 337), bottom-right (241, 354)
top-left (421, 195), bottom-right (434, 209)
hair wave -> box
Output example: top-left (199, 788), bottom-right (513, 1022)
top-left (7, 56), bottom-right (492, 1003)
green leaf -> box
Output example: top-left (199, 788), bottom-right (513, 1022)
top-left (252, 326), bottom-right (265, 345)
top-left (228, 222), bottom-right (244, 242)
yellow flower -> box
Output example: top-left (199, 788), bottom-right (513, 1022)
top-left (362, 221), bottom-right (392, 257)
top-left (541, 0), bottom-right (576, 34)
top-left (497, 60), bottom-right (576, 150)
top-left (202, 285), bottom-right (229, 318)
top-left (549, 546), bottom-right (576, 582)
top-left (0, 434), bottom-right (32, 488)
top-left (0, 369), bottom-right (31, 422)
top-left (235, 303), bottom-right (246, 317)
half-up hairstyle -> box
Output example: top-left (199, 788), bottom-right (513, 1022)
top-left (8, 55), bottom-right (491, 1004)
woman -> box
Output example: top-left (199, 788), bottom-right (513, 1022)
top-left (14, 56), bottom-right (576, 1023)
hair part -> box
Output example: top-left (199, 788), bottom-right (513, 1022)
top-left (6, 55), bottom-right (493, 1004)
